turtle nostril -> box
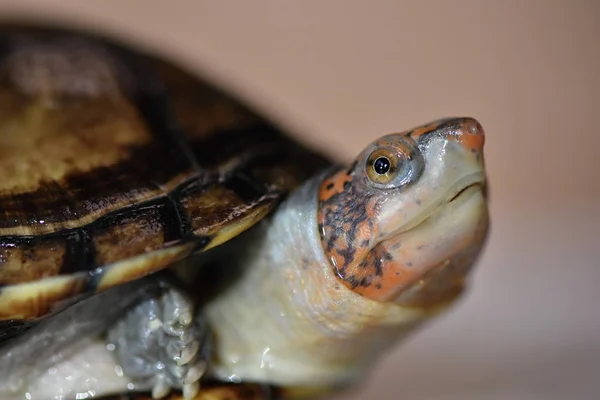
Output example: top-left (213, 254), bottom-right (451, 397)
top-left (463, 118), bottom-right (484, 137)
top-left (456, 118), bottom-right (485, 151)
top-left (469, 121), bottom-right (483, 135)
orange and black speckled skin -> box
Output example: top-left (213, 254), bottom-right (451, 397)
top-left (317, 161), bottom-right (379, 290)
top-left (317, 118), bottom-right (485, 300)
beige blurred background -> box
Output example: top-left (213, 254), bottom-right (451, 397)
top-left (0, 1), bottom-right (597, 399)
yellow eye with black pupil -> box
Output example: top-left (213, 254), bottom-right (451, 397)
top-left (373, 157), bottom-right (391, 175)
top-left (366, 150), bottom-right (397, 184)
top-left (364, 140), bottom-right (423, 189)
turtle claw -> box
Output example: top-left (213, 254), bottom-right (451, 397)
top-left (107, 278), bottom-right (211, 399)
top-left (177, 340), bottom-right (200, 366)
top-left (184, 361), bottom-right (207, 385)
top-left (161, 289), bottom-right (194, 336)
top-left (183, 381), bottom-right (200, 399)
top-left (152, 375), bottom-right (171, 399)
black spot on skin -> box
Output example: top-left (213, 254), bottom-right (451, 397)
top-left (372, 254), bottom-right (384, 276)
top-left (406, 261), bottom-right (413, 267)
top-left (364, 248), bottom-right (393, 278)
top-left (347, 160), bottom-right (358, 175)
top-left (343, 181), bottom-right (351, 190)
top-left (345, 274), bottom-right (360, 289)
top-left (391, 241), bottom-right (402, 250)
top-left (337, 246), bottom-right (358, 271)
top-left (360, 239), bottom-right (370, 247)
top-left (382, 250), bottom-right (393, 261)
top-left (376, 284), bottom-right (382, 289)
top-left (326, 182), bottom-right (334, 190)
top-left (359, 276), bottom-right (371, 287)
top-left (301, 259), bottom-right (309, 270)
top-left (417, 244), bottom-right (425, 250)
top-left (415, 198), bottom-right (422, 205)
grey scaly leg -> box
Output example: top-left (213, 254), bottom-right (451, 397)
top-left (107, 279), bottom-right (211, 399)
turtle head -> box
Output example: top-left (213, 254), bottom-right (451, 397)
top-left (317, 117), bottom-right (489, 308)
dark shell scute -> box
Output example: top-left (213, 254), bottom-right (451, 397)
top-left (0, 25), bottom-right (331, 324)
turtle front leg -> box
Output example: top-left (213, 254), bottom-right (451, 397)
top-left (107, 278), bottom-right (211, 399)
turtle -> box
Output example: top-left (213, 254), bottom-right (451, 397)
top-left (0, 23), bottom-right (490, 400)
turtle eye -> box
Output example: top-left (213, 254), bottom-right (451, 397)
top-left (366, 149), bottom-right (398, 185)
top-left (365, 143), bottom-right (423, 189)
top-left (373, 156), bottom-right (391, 175)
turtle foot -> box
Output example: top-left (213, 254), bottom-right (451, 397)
top-left (107, 279), bottom-right (211, 399)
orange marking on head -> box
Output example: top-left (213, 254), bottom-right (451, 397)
top-left (350, 240), bottom-right (425, 301)
top-left (317, 117), bottom-right (488, 305)
top-left (317, 166), bottom-right (377, 284)
top-left (452, 118), bottom-right (485, 151)
top-left (406, 117), bottom-right (486, 152)
top-left (406, 121), bottom-right (442, 140)
top-left (319, 172), bottom-right (352, 203)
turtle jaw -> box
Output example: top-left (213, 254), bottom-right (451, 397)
top-left (347, 172), bottom-right (488, 304)
top-left (385, 171), bottom-right (487, 239)
top-left (389, 181), bottom-right (489, 308)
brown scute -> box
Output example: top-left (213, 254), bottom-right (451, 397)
top-left (155, 60), bottom-right (262, 140)
top-left (189, 126), bottom-right (287, 171)
top-left (179, 183), bottom-right (270, 238)
top-left (0, 33), bottom-right (197, 236)
top-left (96, 244), bottom-right (195, 293)
top-left (180, 138), bottom-right (329, 240)
top-left (0, 32), bottom-right (130, 99)
top-left (248, 160), bottom-right (312, 193)
top-left (0, 36), bottom-right (150, 192)
top-left (0, 237), bottom-right (66, 284)
top-left (0, 274), bottom-right (87, 320)
top-left (240, 141), bottom-right (331, 193)
top-left (0, 24), bottom-right (332, 324)
top-left (91, 205), bottom-right (168, 266)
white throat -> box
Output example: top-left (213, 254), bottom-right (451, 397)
top-left (205, 173), bottom-right (432, 388)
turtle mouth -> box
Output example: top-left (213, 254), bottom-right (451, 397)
top-left (448, 183), bottom-right (480, 202)
top-left (347, 170), bottom-right (489, 307)
top-left (443, 172), bottom-right (486, 205)
top-left (393, 172), bottom-right (485, 236)
top-left (389, 176), bottom-right (489, 308)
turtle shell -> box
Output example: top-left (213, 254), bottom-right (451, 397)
top-left (0, 24), bottom-right (330, 343)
